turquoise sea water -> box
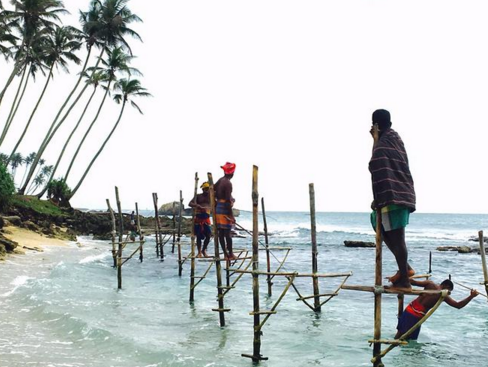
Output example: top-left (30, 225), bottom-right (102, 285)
top-left (1, 211), bottom-right (487, 367)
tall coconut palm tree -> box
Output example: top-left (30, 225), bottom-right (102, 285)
top-left (38, 71), bottom-right (106, 197)
top-left (0, 0), bottom-right (67, 107)
top-left (63, 46), bottom-right (140, 182)
top-left (20, 0), bottom-right (142, 195)
top-left (7, 26), bottom-right (82, 161)
top-left (19, 151), bottom-right (35, 187)
top-left (26, 157), bottom-right (44, 193)
top-left (28, 164), bottom-right (52, 194)
top-left (0, 3), bottom-right (18, 59)
top-left (69, 78), bottom-right (150, 198)
top-left (9, 152), bottom-right (23, 182)
top-left (0, 31), bottom-right (49, 148)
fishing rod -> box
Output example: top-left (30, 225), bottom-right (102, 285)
top-left (453, 281), bottom-right (487, 299)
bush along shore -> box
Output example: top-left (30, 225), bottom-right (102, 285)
top-left (0, 195), bottom-right (192, 259)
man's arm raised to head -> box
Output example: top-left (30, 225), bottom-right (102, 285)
top-left (445, 289), bottom-right (479, 309)
top-left (410, 279), bottom-right (435, 288)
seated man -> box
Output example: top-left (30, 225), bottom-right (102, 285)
top-left (396, 278), bottom-right (479, 340)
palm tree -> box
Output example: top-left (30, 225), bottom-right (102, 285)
top-left (0, 3), bottom-right (18, 59)
top-left (0, 31), bottom-right (49, 148)
top-left (7, 25), bottom-right (82, 161)
top-left (9, 152), bottom-right (23, 182)
top-left (26, 157), bottom-right (44, 193)
top-left (0, 152), bottom-right (8, 166)
top-left (69, 78), bottom-right (150, 198)
top-left (28, 165), bottom-right (52, 195)
top-left (0, 0), bottom-right (67, 107)
top-left (19, 151), bottom-right (35, 187)
top-left (19, 0), bottom-right (142, 195)
top-left (37, 71), bottom-right (106, 197)
top-left (63, 46), bottom-right (140, 182)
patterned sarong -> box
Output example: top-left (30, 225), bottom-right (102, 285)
top-left (194, 212), bottom-right (211, 240)
top-left (216, 200), bottom-right (233, 230)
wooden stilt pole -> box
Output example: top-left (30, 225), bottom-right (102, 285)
top-left (251, 165), bottom-right (265, 361)
top-left (172, 202), bottom-right (176, 253)
top-left (136, 203), bottom-right (143, 262)
top-left (397, 294), bottom-right (404, 318)
top-left (478, 231), bottom-right (488, 299)
top-left (208, 173), bottom-right (226, 327)
top-left (373, 207), bottom-right (384, 367)
top-left (189, 173), bottom-right (199, 303)
top-left (178, 190), bottom-right (183, 276)
top-left (429, 251), bottom-right (432, 274)
top-left (152, 193), bottom-right (163, 260)
top-left (115, 186), bottom-right (124, 290)
top-left (261, 197), bottom-right (272, 297)
top-left (106, 199), bottom-right (117, 268)
top-left (309, 183), bottom-right (321, 312)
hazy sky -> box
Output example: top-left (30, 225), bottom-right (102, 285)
top-left (1, 1), bottom-right (488, 213)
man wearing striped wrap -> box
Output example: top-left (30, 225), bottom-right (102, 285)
top-left (369, 109), bottom-right (416, 290)
top-left (215, 162), bottom-right (237, 260)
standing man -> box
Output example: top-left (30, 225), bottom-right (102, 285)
top-left (395, 278), bottom-right (479, 340)
top-left (189, 182), bottom-right (212, 258)
top-left (369, 109), bottom-right (416, 290)
top-left (214, 162), bottom-right (236, 260)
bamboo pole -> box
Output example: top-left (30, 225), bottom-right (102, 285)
top-left (115, 187), bottom-right (124, 290)
top-left (177, 190), bottom-right (183, 276)
top-left (309, 183), bottom-right (321, 312)
top-left (261, 197), bottom-right (272, 297)
top-left (478, 231), bottom-right (488, 299)
top-left (189, 173), bottom-right (199, 303)
top-left (429, 251), bottom-right (432, 274)
top-left (373, 206), bottom-right (383, 367)
top-left (172, 202), bottom-right (176, 253)
top-left (136, 203), bottom-right (143, 262)
top-left (152, 193), bottom-right (162, 259)
top-left (453, 281), bottom-right (488, 299)
top-left (208, 172), bottom-right (226, 327)
top-left (251, 165), bottom-right (264, 362)
top-left (106, 199), bottom-right (117, 268)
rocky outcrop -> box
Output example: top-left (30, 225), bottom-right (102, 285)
top-left (436, 246), bottom-right (488, 254)
top-left (344, 240), bottom-right (375, 248)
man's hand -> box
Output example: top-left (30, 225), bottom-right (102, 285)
top-left (470, 289), bottom-right (480, 298)
top-left (370, 124), bottom-right (380, 144)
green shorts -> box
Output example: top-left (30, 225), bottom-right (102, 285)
top-left (370, 204), bottom-right (410, 232)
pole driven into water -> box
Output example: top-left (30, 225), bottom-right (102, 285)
top-left (189, 173), bottom-right (199, 303)
top-left (208, 172), bottom-right (226, 327)
top-left (136, 203), bottom-right (143, 262)
top-left (106, 199), bottom-right (117, 268)
top-left (177, 190), bottom-right (183, 276)
top-left (478, 231), bottom-right (488, 300)
top-left (115, 186), bottom-right (124, 290)
top-left (309, 183), bottom-right (321, 312)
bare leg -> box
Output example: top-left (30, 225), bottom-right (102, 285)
top-left (202, 235), bottom-right (211, 257)
top-left (196, 237), bottom-right (203, 258)
top-left (218, 229), bottom-right (229, 259)
top-left (382, 228), bottom-right (411, 288)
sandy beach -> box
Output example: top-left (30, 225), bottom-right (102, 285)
top-left (2, 225), bottom-right (69, 255)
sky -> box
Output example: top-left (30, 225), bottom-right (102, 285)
top-left (1, 0), bottom-right (488, 214)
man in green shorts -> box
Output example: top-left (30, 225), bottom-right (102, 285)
top-left (369, 109), bottom-right (416, 290)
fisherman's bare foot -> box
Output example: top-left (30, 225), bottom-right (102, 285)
top-left (386, 269), bottom-right (415, 283)
top-left (387, 279), bottom-right (412, 292)
top-left (196, 252), bottom-right (203, 258)
top-left (229, 253), bottom-right (237, 260)
top-left (202, 251), bottom-right (209, 258)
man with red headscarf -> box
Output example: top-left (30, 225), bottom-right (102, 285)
top-left (214, 162), bottom-right (236, 260)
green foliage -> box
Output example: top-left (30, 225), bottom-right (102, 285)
top-left (0, 162), bottom-right (15, 212)
top-left (10, 195), bottom-right (65, 216)
top-left (46, 179), bottom-right (71, 207)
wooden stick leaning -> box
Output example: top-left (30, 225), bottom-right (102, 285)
top-left (453, 281), bottom-right (488, 299)
top-left (152, 193), bottom-right (162, 259)
top-left (136, 203), bottom-right (144, 262)
top-left (261, 197), bottom-right (272, 297)
top-left (309, 183), bottom-right (321, 312)
top-left (177, 190), bottom-right (184, 276)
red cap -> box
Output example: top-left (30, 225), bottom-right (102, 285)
top-left (221, 162), bottom-right (236, 175)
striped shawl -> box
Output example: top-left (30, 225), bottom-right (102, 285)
top-left (369, 128), bottom-right (416, 212)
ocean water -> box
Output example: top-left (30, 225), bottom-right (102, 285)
top-left (1, 211), bottom-right (487, 367)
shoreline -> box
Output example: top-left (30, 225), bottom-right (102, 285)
top-left (1, 225), bottom-right (70, 258)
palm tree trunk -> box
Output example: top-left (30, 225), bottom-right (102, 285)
top-left (37, 86), bottom-right (98, 198)
top-left (70, 101), bottom-right (126, 198)
top-left (19, 47), bottom-right (104, 195)
top-left (19, 162), bottom-right (32, 189)
top-left (64, 80), bottom-right (112, 182)
top-left (0, 64), bottom-right (28, 148)
top-left (0, 62), bottom-right (22, 108)
top-left (8, 64), bottom-right (54, 164)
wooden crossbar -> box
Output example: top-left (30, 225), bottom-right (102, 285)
top-left (341, 284), bottom-right (450, 296)
top-left (296, 293), bottom-right (338, 301)
top-left (229, 269), bottom-right (352, 278)
top-left (249, 311), bottom-right (277, 315)
top-left (212, 308), bottom-right (231, 312)
top-left (368, 339), bottom-right (408, 346)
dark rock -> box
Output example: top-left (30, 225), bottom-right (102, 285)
top-left (469, 236), bottom-right (488, 243)
top-left (436, 246), bottom-right (478, 253)
top-left (23, 220), bottom-right (40, 232)
top-left (1, 216), bottom-right (22, 226)
top-left (0, 235), bottom-right (18, 252)
top-left (344, 241), bottom-right (375, 248)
